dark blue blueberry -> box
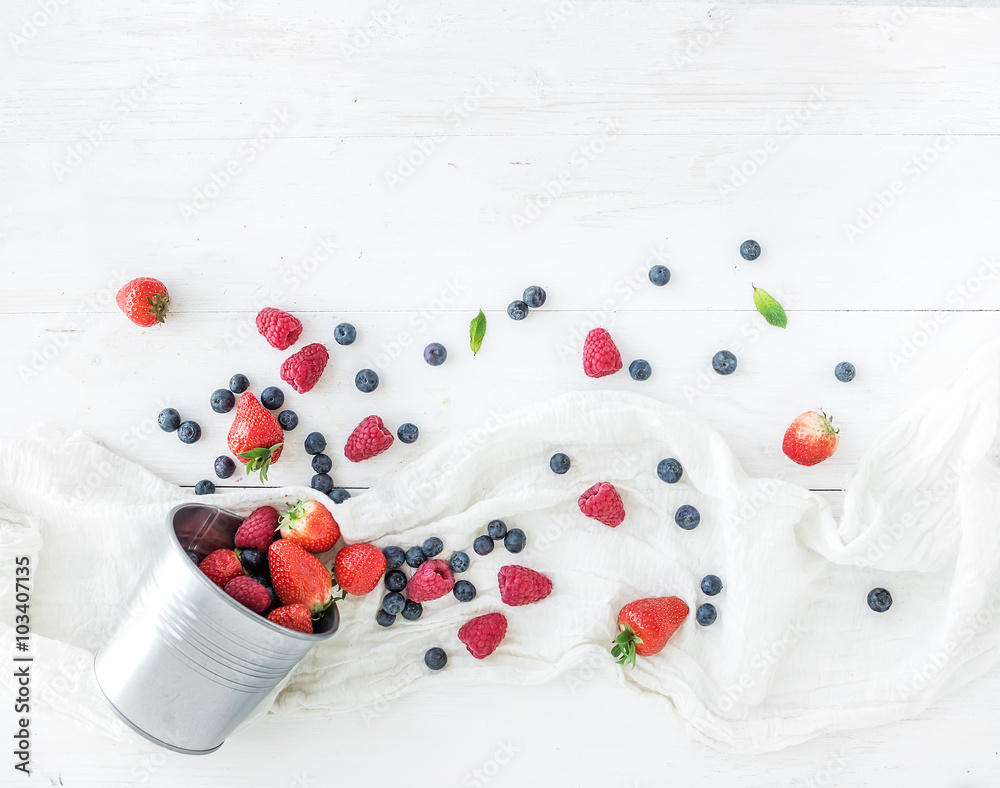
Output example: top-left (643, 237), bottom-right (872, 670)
top-left (422, 537), bottom-right (444, 558)
top-left (355, 368), bottom-right (379, 393)
top-left (629, 359), bottom-right (651, 381)
top-left (453, 580), bottom-right (476, 602)
top-left (503, 528), bottom-right (526, 553)
top-left (487, 520), bottom-right (507, 541)
top-left (249, 574), bottom-right (270, 589)
top-left (194, 479), bottom-right (215, 495)
top-left (867, 587), bottom-right (892, 613)
top-left (239, 548), bottom-right (267, 576)
top-left (401, 599), bottom-right (423, 620)
top-left (550, 452), bottom-right (571, 474)
top-left (158, 408), bottom-right (181, 432)
top-left (712, 350), bottom-right (737, 375)
top-left (328, 488), bottom-right (351, 504)
top-left (260, 386), bottom-right (284, 410)
top-left (473, 535), bottom-right (494, 556)
top-left (312, 454), bottom-right (332, 474)
top-left (835, 362), bottom-right (856, 383)
top-left (657, 458), bottom-right (683, 484)
top-left (648, 265), bottom-right (671, 286)
top-left (211, 388), bottom-right (235, 414)
top-left (385, 570), bottom-right (407, 592)
top-left (214, 455), bottom-right (236, 479)
top-left (449, 551), bottom-right (470, 573)
top-left (382, 592), bottom-right (406, 616)
top-left (523, 285), bottom-right (546, 308)
top-left (507, 300), bottom-right (528, 320)
top-left (383, 546), bottom-right (406, 570)
top-left (740, 240), bottom-right (761, 261)
top-left (696, 603), bottom-right (717, 626)
top-left (423, 342), bottom-right (447, 366)
top-left (334, 322), bottom-right (357, 345)
top-left (397, 423), bottom-right (419, 444)
top-left (701, 574), bottom-right (723, 596)
top-left (304, 432), bottom-right (327, 455)
top-left (405, 545), bottom-right (427, 568)
top-left (675, 504), bottom-right (701, 530)
top-left (376, 609), bottom-right (396, 628)
top-left (177, 420), bottom-right (202, 444)
top-left (278, 410), bottom-right (298, 430)
top-left (424, 647), bottom-right (447, 670)
top-left (266, 586), bottom-right (280, 611)
top-left (229, 373), bottom-right (250, 394)
top-left (311, 474), bottom-right (334, 495)
top-left (185, 549), bottom-right (200, 564)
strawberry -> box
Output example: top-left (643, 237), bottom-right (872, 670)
top-left (280, 342), bottom-right (329, 394)
top-left (268, 540), bottom-right (333, 614)
top-left (267, 604), bottom-right (313, 634)
top-left (227, 392), bottom-right (284, 482)
top-left (344, 415), bottom-right (394, 462)
top-left (234, 505), bottom-right (279, 551)
top-left (578, 481), bottom-right (625, 527)
top-left (116, 277), bottom-right (169, 327)
top-left (782, 410), bottom-right (839, 467)
top-left (613, 596), bottom-right (689, 667)
top-left (279, 499), bottom-right (341, 554)
top-left (223, 576), bottom-right (271, 614)
top-left (198, 549), bottom-right (244, 588)
top-left (256, 307), bottom-right (302, 350)
top-left (582, 328), bottom-right (622, 378)
top-left (458, 612), bottom-right (508, 659)
top-left (498, 565), bottom-right (553, 606)
top-left (407, 559), bottom-right (455, 602)
top-left (333, 543), bottom-right (387, 596)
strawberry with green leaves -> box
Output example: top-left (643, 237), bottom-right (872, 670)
top-left (227, 392), bottom-right (283, 481)
top-left (782, 410), bottom-right (839, 466)
top-left (116, 277), bottom-right (170, 327)
top-left (612, 596), bottom-right (689, 668)
top-left (268, 540), bottom-right (334, 615)
top-left (279, 499), bottom-right (341, 554)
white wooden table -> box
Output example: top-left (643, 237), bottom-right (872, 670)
top-left (4, 1), bottom-right (1000, 784)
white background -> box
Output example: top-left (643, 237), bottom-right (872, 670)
top-left (3, 0), bottom-right (1000, 785)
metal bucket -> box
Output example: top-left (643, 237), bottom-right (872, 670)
top-left (93, 502), bottom-right (339, 754)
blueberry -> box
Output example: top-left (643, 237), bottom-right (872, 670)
top-left (422, 537), bottom-right (444, 558)
top-left (312, 454), bottom-right (333, 474)
top-left (382, 592), bottom-right (406, 616)
top-left (278, 410), bottom-right (299, 430)
top-left (712, 350), bottom-right (737, 375)
top-left (185, 549), bottom-right (200, 564)
top-left (423, 342), bottom-right (447, 366)
top-left (311, 474), bottom-right (334, 495)
top-left (376, 609), bottom-right (396, 628)
top-left (449, 551), bottom-right (470, 573)
top-left (385, 570), bottom-right (407, 592)
top-left (675, 504), bottom-right (701, 530)
top-left (401, 600), bottom-right (423, 621)
top-left (383, 546), bottom-right (406, 570)
top-left (453, 580), bottom-right (477, 602)
top-left (304, 432), bottom-right (327, 455)
top-left (424, 647), bottom-right (447, 670)
top-left (507, 300), bottom-right (528, 320)
top-left (835, 362), bottom-right (856, 383)
top-left (266, 586), bottom-right (280, 610)
top-left (158, 408), bottom-right (181, 432)
top-left (239, 548), bottom-right (267, 576)
top-left (229, 374), bottom-right (250, 394)
top-left (701, 574), bottom-right (723, 596)
top-left (648, 265), bottom-right (671, 286)
top-left (487, 520), bottom-right (507, 540)
top-left (657, 458), bottom-right (683, 484)
top-left (397, 423), bottom-right (419, 444)
top-left (550, 453), bottom-right (571, 474)
top-left (214, 455), bottom-right (236, 479)
top-left (328, 488), bottom-right (351, 504)
top-left (473, 535), bottom-right (494, 556)
top-left (523, 285), bottom-right (546, 308)
top-left (503, 528), bottom-right (526, 553)
top-left (260, 386), bottom-right (284, 410)
top-left (629, 359), bottom-right (652, 381)
top-left (334, 322), bottom-right (357, 345)
top-left (211, 388), bottom-right (235, 414)
top-left (867, 587), bottom-right (892, 613)
top-left (194, 479), bottom-right (215, 495)
top-left (405, 545), bottom-right (426, 568)
top-left (250, 574), bottom-right (270, 589)
top-left (177, 420), bottom-right (202, 444)
top-left (740, 240), bottom-right (761, 261)
top-left (355, 368), bottom-right (379, 393)
top-left (696, 603), bottom-right (717, 626)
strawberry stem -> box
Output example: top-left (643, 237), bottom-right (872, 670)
top-left (238, 443), bottom-right (283, 483)
top-left (144, 293), bottom-right (170, 324)
top-left (611, 624), bottom-right (643, 669)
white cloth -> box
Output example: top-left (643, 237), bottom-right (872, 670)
top-left (4, 338), bottom-right (1000, 753)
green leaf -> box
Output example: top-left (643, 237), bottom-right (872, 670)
top-left (752, 285), bottom-right (787, 328)
top-left (469, 310), bottom-right (487, 355)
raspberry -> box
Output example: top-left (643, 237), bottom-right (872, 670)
top-left (267, 604), bottom-right (314, 633)
top-left (458, 612), bottom-right (508, 659)
top-left (344, 415), bottom-right (394, 462)
top-left (198, 549), bottom-right (244, 588)
top-left (256, 307), bottom-right (303, 350)
top-left (224, 576), bottom-right (272, 614)
top-left (498, 565), bottom-right (553, 606)
top-left (582, 328), bottom-right (622, 378)
top-left (406, 559), bottom-right (455, 602)
top-left (234, 505), bottom-right (279, 551)
top-left (578, 481), bottom-right (625, 527)
top-left (280, 343), bottom-right (329, 394)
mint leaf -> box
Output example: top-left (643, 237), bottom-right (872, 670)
top-left (469, 309), bottom-right (487, 355)
top-left (752, 286), bottom-right (787, 328)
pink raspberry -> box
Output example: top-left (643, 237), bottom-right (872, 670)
top-left (280, 342), bottom-right (329, 394)
top-left (256, 307), bottom-right (302, 350)
top-left (224, 576), bottom-right (272, 614)
top-left (234, 505), bottom-right (279, 551)
top-left (407, 559), bottom-right (454, 602)
top-left (578, 481), bottom-right (626, 527)
top-left (344, 415), bottom-right (394, 462)
top-left (498, 565), bottom-right (553, 606)
top-left (458, 612), bottom-right (508, 659)
top-left (582, 328), bottom-right (622, 378)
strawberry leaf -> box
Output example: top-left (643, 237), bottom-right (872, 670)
top-left (469, 309), bottom-right (487, 355)
top-left (752, 285), bottom-right (787, 328)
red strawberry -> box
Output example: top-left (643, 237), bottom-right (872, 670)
top-left (256, 307), bottom-right (302, 350)
top-left (280, 343), bottom-right (329, 394)
top-left (613, 596), bottom-right (689, 667)
top-left (578, 481), bottom-right (625, 527)
top-left (407, 559), bottom-right (454, 602)
top-left (268, 540), bottom-right (333, 614)
top-left (782, 411), bottom-right (839, 467)
top-left (199, 549), bottom-right (244, 588)
top-left (279, 499), bottom-right (341, 554)
top-left (344, 415), bottom-right (394, 463)
top-left (227, 392), bottom-right (284, 481)
top-left (333, 543), bottom-right (387, 596)
top-left (582, 328), bottom-right (622, 378)
top-left (116, 277), bottom-right (169, 327)
top-left (223, 576), bottom-right (271, 614)
top-left (458, 612), bottom-right (508, 659)
top-left (498, 565), bottom-right (553, 607)
top-left (234, 505), bottom-right (279, 551)
top-left (267, 604), bottom-right (313, 633)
